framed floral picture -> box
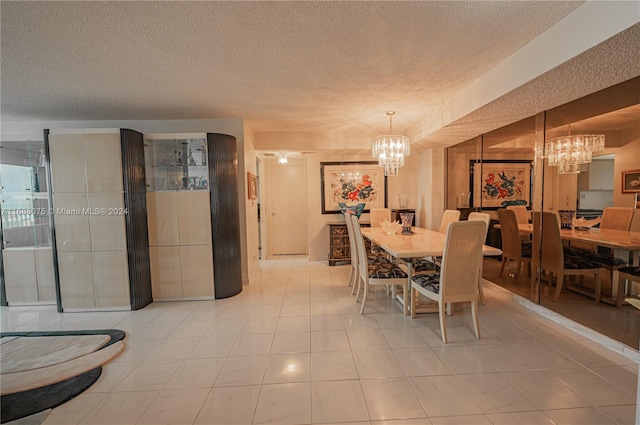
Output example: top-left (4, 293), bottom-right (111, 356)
top-left (321, 161), bottom-right (387, 214)
top-left (470, 160), bottom-right (532, 209)
top-left (621, 169), bottom-right (640, 193)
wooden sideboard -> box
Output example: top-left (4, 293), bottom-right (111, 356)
top-left (328, 222), bottom-right (370, 266)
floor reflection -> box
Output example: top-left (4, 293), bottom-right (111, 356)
top-left (483, 258), bottom-right (640, 348)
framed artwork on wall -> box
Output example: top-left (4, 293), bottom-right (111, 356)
top-left (320, 161), bottom-right (387, 214)
top-left (621, 169), bottom-right (640, 193)
top-left (470, 160), bottom-right (533, 209)
top-left (247, 172), bottom-right (257, 200)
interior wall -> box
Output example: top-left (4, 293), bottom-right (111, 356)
top-left (291, 153), bottom-right (420, 261)
top-left (243, 123), bottom-right (260, 284)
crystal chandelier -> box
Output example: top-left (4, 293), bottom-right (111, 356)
top-left (537, 126), bottom-right (605, 174)
top-left (372, 112), bottom-right (410, 176)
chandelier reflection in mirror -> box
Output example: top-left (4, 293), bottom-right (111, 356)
top-left (372, 111), bottom-right (410, 176)
top-left (536, 125), bottom-right (605, 174)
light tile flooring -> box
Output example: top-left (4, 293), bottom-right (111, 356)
top-left (2, 257), bottom-right (638, 425)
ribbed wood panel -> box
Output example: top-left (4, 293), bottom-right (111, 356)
top-left (120, 129), bottom-right (152, 310)
top-left (207, 133), bottom-right (242, 299)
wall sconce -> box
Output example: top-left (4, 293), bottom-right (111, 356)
top-left (277, 153), bottom-right (288, 164)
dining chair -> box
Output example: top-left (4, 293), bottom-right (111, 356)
top-left (613, 266), bottom-right (640, 308)
top-left (582, 206), bottom-right (634, 285)
top-left (533, 212), bottom-right (602, 302)
top-left (350, 214), bottom-right (408, 315)
top-left (410, 220), bottom-right (486, 343)
top-left (506, 205), bottom-right (528, 224)
top-left (344, 211), bottom-right (388, 296)
top-left (370, 208), bottom-right (392, 227)
top-left (497, 209), bottom-right (532, 281)
top-left (469, 212), bottom-right (490, 304)
top-left (408, 209), bottom-right (463, 274)
top-left (439, 209), bottom-right (461, 233)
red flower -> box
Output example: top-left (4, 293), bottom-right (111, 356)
top-left (362, 175), bottom-right (372, 186)
top-left (348, 190), bottom-right (360, 201)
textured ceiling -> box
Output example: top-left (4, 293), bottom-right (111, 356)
top-left (1, 1), bottom-right (638, 151)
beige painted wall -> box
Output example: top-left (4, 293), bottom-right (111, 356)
top-left (613, 127), bottom-right (640, 208)
top-left (243, 123), bottom-right (260, 284)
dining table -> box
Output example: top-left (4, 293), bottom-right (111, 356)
top-left (360, 226), bottom-right (502, 315)
top-left (508, 223), bottom-right (640, 303)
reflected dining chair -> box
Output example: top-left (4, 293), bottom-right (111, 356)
top-left (350, 214), bottom-right (408, 315)
top-left (506, 205), bottom-right (529, 225)
top-left (439, 209), bottom-right (461, 233)
top-left (613, 266), bottom-right (640, 308)
top-left (497, 209), bottom-right (532, 281)
top-left (583, 206), bottom-right (634, 285)
top-left (469, 212), bottom-right (490, 304)
top-left (533, 212), bottom-right (602, 302)
top-left (410, 220), bottom-right (486, 343)
top-left (344, 211), bottom-right (387, 296)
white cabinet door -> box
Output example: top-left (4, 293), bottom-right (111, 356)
top-left (181, 245), bottom-right (214, 298)
top-left (93, 251), bottom-right (130, 308)
top-left (87, 192), bottom-right (127, 251)
top-left (84, 134), bottom-right (123, 192)
top-left (178, 191), bottom-right (212, 245)
top-left (53, 193), bottom-right (91, 252)
top-left (3, 250), bottom-right (38, 302)
top-left (601, 160), bottom-right (614, 190)
top-left (48, 134), bottom-right (87, 193)
top-left (35, 247), bottom-right (56, 301)
top-left (58, 252), bottom-right (95, 309)
top-left (149, 246), bottom-right (182, 299)
top-left (147, 192), bottom-right (180, 246)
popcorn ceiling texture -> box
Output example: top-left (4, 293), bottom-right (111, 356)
top-left (1, 1), bottom-right (637, 150)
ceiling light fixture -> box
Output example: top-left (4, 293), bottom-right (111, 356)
top-left (277, 153), bottom-right (288, 164)
top-left (537, 125), bottom-right (605, 174)
top-left (372, 111), bottom-right (410, 176)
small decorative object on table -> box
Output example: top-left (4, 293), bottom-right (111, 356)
top-left (400, 212), bottom-right (414, 234)
top-left (558, 210), bottom-right (575, 229)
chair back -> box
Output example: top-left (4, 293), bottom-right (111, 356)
top-left (506, 205), bottom-right (528, 224)
top-left (601, 207), bottom-right (633, 230)
top-left (439, 209), bottom-right (461, 233)
top-left (498, 209), bottom-right (522, 259)
top-left (344, 212), bottom-right (358, 267)
top-left (439, 221), bottom-right (485, 300)
top-left (370, 208), bottom-right (392, 228)
top-left (532, 212), bottom-right (564, 272)
top-left (468, 212), bottom-right (490, 241)
top-left (350, 215), bottom-right (368, 279)
top-left (631, 210), bottom-right (640, 232)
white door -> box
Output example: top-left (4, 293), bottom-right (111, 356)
top-left (267, 161), bottom-right (307, 255)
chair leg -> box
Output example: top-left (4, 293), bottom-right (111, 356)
top-left (478, 275), bottom-right (485, 305)
top-left (411, 287), bottom-right (416, 319)
top-left (359, 281), bottom-right (369, 314)
top-left (499, 257), bottom-right (508, 277)
top-left (438, 301), bottom-right (448, 344)
top-left (347, 266), bottom-right (355, 289)
top-left (471, 300), bottom-right (481, 340)
top-left (553, 272), bottom-right (565, 302)
top-left (354, 275), bottom-right (362, 301)
top-left (615, 272), bottom-right (624, 308)
top-left (515, 260), bottom-right (522, 280)
top-left (594, 271), bottom-right (601, 303)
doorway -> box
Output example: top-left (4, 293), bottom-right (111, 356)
top-left (266, 160), bottom-right (308, 256)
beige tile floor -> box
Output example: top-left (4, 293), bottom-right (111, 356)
top-left (2, 257), bottom-right (638, 425)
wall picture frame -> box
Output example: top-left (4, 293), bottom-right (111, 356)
top-left (470, 160), bottom-right (533, 209)
top-left (247, 172), bottom-right (257, 200)
top-left (320, 161), bottom-right (387, 214)
top-left (621, 169), bottom-right (640, 193)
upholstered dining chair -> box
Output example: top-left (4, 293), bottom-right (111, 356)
top-left (533, 212), bottom-right (602, 302)
top-left (613, 266), bottom-right (640, 308)
top-left (410, 220), bottom-right (486, 343)
top-left (344, 211), bottom-right (387, 296)
top-left (350, 214), bottom-right (408, 314)
top-left (439, 209), bottom-right (461, 233)
top-left (583, 206), bottom-right (634, 285)
top-left (506, 205), bottom-right (528, 225)
top-left (497, 209), bottom-right (532, 281)
top-left (370, 208), bottom-right (392, 227)
top-left (408, 209), bottom-right (462, 274)
top-left (469, 212), bottom-right (490, 304)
